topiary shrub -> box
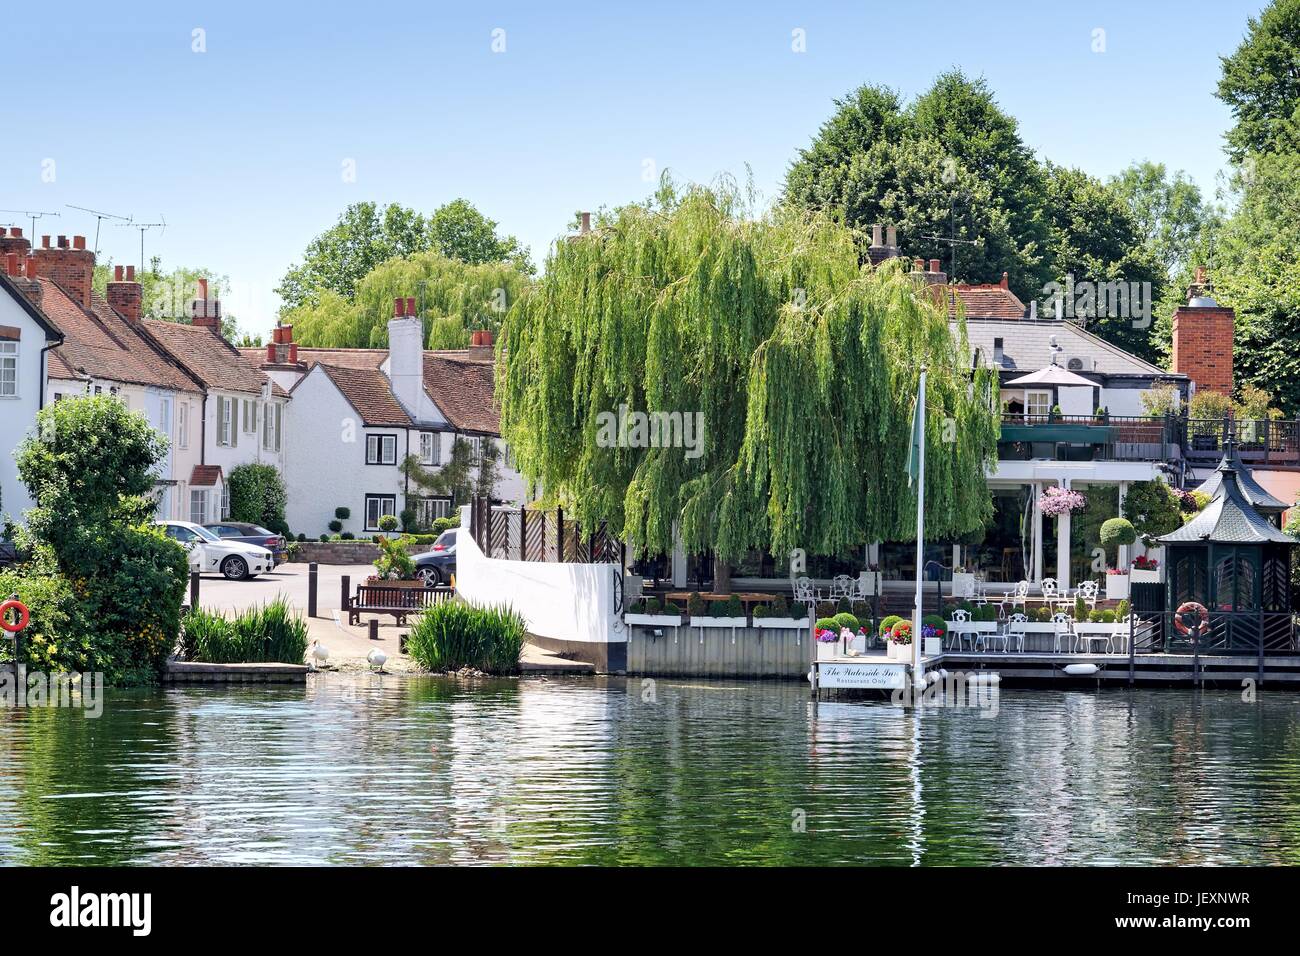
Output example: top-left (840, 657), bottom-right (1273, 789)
top-left (335, 507), bottom-right (351, 521)
top-left (328, 519), bottom-right (343, 533)
top-left (377, 514), bottom-right (399, 533)
top-left (1100, 517), bottom-right (1137, 565)
top-left (878, 614), bottom-right (902, 636)
top-left (832, 612), bottom-right (859, 632)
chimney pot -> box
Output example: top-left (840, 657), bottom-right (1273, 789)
top-left (282, 322), bottom-right (292, 342)
top-left (581, 212), bottom-right (591, 234)
top-left (406, 296), bottom-right (416, 317)
top-left (1195, 266), bottom-right (1206, 284)
top-left (871, 224), bottom-right (883, 247)
top-left (288, 343), bottom-right (298, 363)
top-left (72, 235), bottom-right (86, 251)
top-left (1000, 272), bottom-right (1009, 290)
top-left (25, 256), bottom-right (37, 278)
top-left (886, 226), bottom-right (898, 248)
top-left (913, 257), bottom-right (924, 272)
top-left (929, 259), bottom-right (941, 273)
top-left (41, 236), bottom-right (51, 249)
top-left (114, 265), bottom-right (124, 282)
top-left (393, 297), bottom-right (403, 317)
top-left (125, 265), bottom-right (135, 281)
top-left (197, 277), bottom-right (209, 299)
top-left (266, 343), bottom-right (277, 363)
top-left (10, 227), bottom-right (21, 238)
top-left (4, 253), bottom-right (16, 276)
top-left (57, 235), bottom-right (67, 248)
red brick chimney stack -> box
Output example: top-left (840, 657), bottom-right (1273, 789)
top-left (107, 263), bottom-right (143, 323)
top-left (34, 234), bottom-right (95, 307)
top-left (0, 226), bottom-right (30, 260)
top-left (190, 276), bottom-right (223, 333)
top-left (1172, 266), bottom-right (1234, 397)
top-left (269, 322), bottom-right (300, 364)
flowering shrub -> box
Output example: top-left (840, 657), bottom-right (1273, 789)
top-left (890, 620), bottom-right (913, 645)
top-left (1106, 568), bottom-right (1128, 576)
top-left (1133, 554), bottom-right (1159, 570)
top-left (1037, 486), bottom-right (1088, 516)
top-left (815, 628), bottom-right (838, 643)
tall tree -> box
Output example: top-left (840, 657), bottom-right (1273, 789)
top-left (428, 198), bottom-right (532, 274)
top-left (1107, 161), bottom-right (1216, 280)
top-left (1217, 0), bottom-right (1300, 162)
top-left (497, 185), bottom-right (998, 586)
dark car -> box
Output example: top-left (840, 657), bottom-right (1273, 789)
top-left (204, 522), bottom-right (289, 565)
top-left (413, 530), bottom-right (457, 587)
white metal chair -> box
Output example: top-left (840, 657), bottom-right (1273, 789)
top-left (1051, 611), bottom-right (1074, 653)
top-left (793, 577), bottom-right (819, 604)
top-left (1040, 578), bottom-right (1062, 613)
top-left (1002, 580), bottom-right (1030, 617)
top-left (829, 575), bottom-right (856, 603)
top-left (1006, 612), bottom-right (1029, 653)
top-left (948, 608), bottom-right (976, 651)
top-left (1074, 579), bottom-right (1099, 615)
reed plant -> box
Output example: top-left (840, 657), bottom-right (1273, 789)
top-left (179, 598), bottom-right (309, 664)
top-left (405, 601), bottom-right (526, 674)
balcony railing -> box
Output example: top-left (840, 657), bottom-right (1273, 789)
top-left (999, 414), bottom-right (1172, 463)
top-left (1179, 418), bottom-right (1300, 467)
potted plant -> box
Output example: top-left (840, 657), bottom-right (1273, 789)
top-left (1038, 486), bottom-right (1087, 517)
top-left (878, 615), bottom-right (902, 650)
top-left (626, 596), bottom-right (684, 627)
top-left (753, 595), bottom-right (810, 630)
top-left (1100, 516), bottom-right (1136, 597)
top-left (1130, 553), bottom-right (1161, 583)
top-left (815, 625), bottom-right (840, 660)
top-left (367, 535), bottom-right (423, 587)
top-left (1105, 567), bottom-right (1130, 600)
top-left (921, 614), bottom-right (945, 657)
top-left (888, 620), bottom-right (913, 660)
top-left (691, 595), bottom-right (747, 629)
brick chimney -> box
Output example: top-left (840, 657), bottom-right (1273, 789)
top-left (1172, 266), bottom-right (1234, 396)
top-left (868, 223), bottom-right (902, 266)
top-left (106, 264), bottom-right (142, 323)
top-left (189, 277), bottom-right (223, 334)
top-left (0, 226), bottom-right (30, 260)
top-left (910, 257), bottom-right (948, 286)
top-left (268, 321), bottom-right (301, 364)
top-left (34, 234), bottom-right (95, 308)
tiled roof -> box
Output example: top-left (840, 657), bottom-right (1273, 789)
top-left (144, 320), bottom-right (287, 397)
top-left (38, 280), bottom-right (201, 392)
top-left (944, 284), bottom-right (1027, 320)
top-left (190, 464), bottom-right (223, 487)
top-left (959, 318), bottom-right (1170, 377)
top-left (1194, 443), bottom-right (1289, 513)
top-left (241, 346), bottom-right (388, 372)
top-left (1160, 463), bottom-right (1296, 545)
top-left (314, 363), bottom-right (412, 427)
top-left (0, 271), bottom-right (62, 341)
top-left (422, 353), bottom-right (499, 434)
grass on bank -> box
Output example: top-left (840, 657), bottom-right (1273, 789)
top-left (179, 598), bottom-right (309, 664)
top-left (406, 601), bottom-right (525, 674)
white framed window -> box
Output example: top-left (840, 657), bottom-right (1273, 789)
top-left (263, 402), bottom-right (282, 452)
top-left (467, 436), bottom-right (483, 463)
top-left (419, 431), bottom-right (441, 466)
top-left (158, 396), bottom-right (172, 438)
top-left (1025, 390), bottom-right (1052, 420)
top-left (190, 489), bottom-right (208, 524)
top-left (414, 496), bottom-right (452, 527)
top-left (217, 397), bottom-right (234, 446)
top-left (366, 433), bottom-right (397, 465)
top-left (241, 399), bottom-right (258, 433)
top-left (0, 341), bottom-right (16, 398)
top-left (178, 402), bottom-right (189, 449)
top-left (364, 494), bottom-right (397, 531)
top-left (220, 484), bottom-right (230, 520)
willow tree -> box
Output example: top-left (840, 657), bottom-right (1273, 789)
top-left (497, 185), bottom-right (998, 588)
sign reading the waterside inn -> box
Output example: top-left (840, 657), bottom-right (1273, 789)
top-left (816, 661), bottom-right (908, 690)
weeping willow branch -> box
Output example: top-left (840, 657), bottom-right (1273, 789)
top-left (497, 184), bottom-right (997, 562)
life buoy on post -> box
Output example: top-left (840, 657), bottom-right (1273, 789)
top-left (0, 599), bottom-right (30, 634)
top-left (1174, 601), bottom-right (1209, 638)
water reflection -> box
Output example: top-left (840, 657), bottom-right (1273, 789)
top-left (2, 676), bottom-right (1300, 865)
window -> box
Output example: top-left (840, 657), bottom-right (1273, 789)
top-left (221, 484), bottom-right (230, 520)
top-left (178, 402), bottom-right (189, 449)
top-left (241, 399), bottom-right (259, 433)
top-left (53, 392), bottom-right (64, 403)
top-left (0, 341), bottom-right (17, 397)
top-left (419, 431), bottom-right (441, 465)
top-left (189, 489), bottom-right (209, 524)
top-left (165, 523), bottom-right (198, 543)
top-left (364, 494), bottom-right (397, 531)
top-left (263, 402), bottom-right (282, 452)
top-left (217, 396), bottom-right (236, 447)
top-left (1025, 390), bottom-right (1051, 420)
top-left (468, 436), bottom-right (483, 463)
top-left (414, 496), bottom-right (453, 527)
top-left (158, 396), bottom-right (172, 438)
top-left (366, 433), bottom-right (397, 465)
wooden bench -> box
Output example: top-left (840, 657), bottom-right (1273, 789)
top-left (347, 584), bottom-right (453, 626)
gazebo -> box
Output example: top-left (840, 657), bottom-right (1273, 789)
top-left (1157, 457), bottom-right (1297, 653)
top-left (1193, 435), bottom-right (1289, 525)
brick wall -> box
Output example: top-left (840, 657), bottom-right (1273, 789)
top-left (106, 265), bottom-right (141, 322)
top-left (34, 236), bottom-right (94, 308)
top-left (292, 540), bottom-right (427, 564)
top-left (1172, 304), bottom-right (1234, 396)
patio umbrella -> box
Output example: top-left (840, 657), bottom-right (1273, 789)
top-left (1004, 365), bottom-right (1096, 388)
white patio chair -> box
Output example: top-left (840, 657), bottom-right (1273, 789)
top-left (1040, 578), bottom-right (1062, 612)
top-left (948, 608), bottom-right (976, 651)
top-left (793, 577), bottom-right (819, 604)
top-left (829, 574), bottom-right (856, 603)
top-left (1050, 611), bottom-right (1074, 653)
top-left (1006, 612), bottom-right (1029, 653)
top-left (1002, 579), bottom-right (1030, 616)
top-left (1075, 579), bottom-right (1099, 615)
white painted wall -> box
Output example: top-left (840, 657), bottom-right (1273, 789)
top-left (0, 290), bottom-right (49, 523)
top-left (203, 391), bottom-right (289, 499)
top-left (456, 506), bottom-right (625, 647)
top-left (1057, 384), bottom-right (1094, 417)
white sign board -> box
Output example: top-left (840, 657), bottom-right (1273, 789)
top-left (817, 661), bottom-right (908, 690)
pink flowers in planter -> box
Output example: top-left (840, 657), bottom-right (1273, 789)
top-left (1037, 486), bottom-right (1088, 517)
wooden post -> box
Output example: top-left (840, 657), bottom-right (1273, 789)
top-left (341, 574), bottom-right (351, 616)
top-left (307, 562), bottom-right (319, 617)
top-left (520, 504), bottom-right (527, 561)
top-left (369, 619), bottom-right (379, 642)
top-left (556, 507), bottom-right (565, 563)
top-left (189, 571), bottom-right (200, 611)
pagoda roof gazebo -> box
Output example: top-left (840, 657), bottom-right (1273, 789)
top-left (1193, 436), bottom-right (1289, 518)
top-left (1158, 457), bottom-right (1297, 652)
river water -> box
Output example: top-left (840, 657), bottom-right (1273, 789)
top-left (2, 675), bottom-right (1299, 865)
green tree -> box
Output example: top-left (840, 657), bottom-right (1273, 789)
top-left (1121, 480), bottom-right (1182, 545)
top-left (15, 396), bottom-right (188, 682)
top-left (93, 261), bottom-right (239, 339)
top-left (1217, 0), bottom-right (1300, 161)
top-left (1108, 161), bottom-right (1217, 280)
top-left (429, 198), bottom-right (532, 274)
top-left (497, 184), bottom-right (998, 590)
top-left (226, 463), bottom-right (289, 536)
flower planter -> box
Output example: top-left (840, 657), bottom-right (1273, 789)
top-left (1130, 568), bottom-right (1160, 584)
top-left (888, 642), bottom-right (913, 660)
top-left (950, 572), bottom-right (976, 598)
top-left (1105, 574), bottom-right (1130, 600)
top-left (625, 613), bottom-right (683, 627)
top-left (923, 637), bottom-right (943, 657)
top-left (753, 617), bottom-right (811, 630)
top-left (365, 577), bottom-right (424, 589)
top-left (816, 640), bottom-right (840, 661)
top-left (689, 616), bottom-right (748, 628)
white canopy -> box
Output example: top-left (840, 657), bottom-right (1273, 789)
top-left (1004, 365), bottom-right (1096, 388)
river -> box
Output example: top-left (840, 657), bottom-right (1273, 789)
top-left (2, 675), bottom-right (1299, 865)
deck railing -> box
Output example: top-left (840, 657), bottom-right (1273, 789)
top-left (470, 496), bottom-right (624, 565)
top-left (1131, 610), bottom-right (1300, 656)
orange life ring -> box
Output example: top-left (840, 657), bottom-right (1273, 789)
top-left (1174, 601), bottom-right (1208, 636)
top-left (0, 599), bottom-right (29, 633)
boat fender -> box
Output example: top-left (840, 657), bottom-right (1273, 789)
top-left (1064, 663), bottom-right (1100, 676)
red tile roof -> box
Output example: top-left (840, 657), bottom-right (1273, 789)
top-left (240, 346), bottom-right (388, 372)
top-left (190, 464), bottom-right (223, 487)
top-left (944, 284), bottom-right (1027, 320)
top-left (37, 279), bottom-right (202, 392)
top-left (315, 363), bottom-right (413, 427)
top-left (144, 320), bottom-right (288, 397)
top-left (422, 353), bottom-right (499, 434)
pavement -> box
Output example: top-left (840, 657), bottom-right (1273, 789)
top-left (197, 561), bottom-right (591, 674)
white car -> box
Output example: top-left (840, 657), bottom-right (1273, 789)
top-left (157, 520), bottom-right (273, 581)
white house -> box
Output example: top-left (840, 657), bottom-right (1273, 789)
top-left (280, 299), bottom-right (525, 537)
top-left (0, 255), bottom-right (63, 524)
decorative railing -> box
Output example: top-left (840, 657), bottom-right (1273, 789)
top-left (998, 413), bottom-right (1172, 462)
top-left (1131, 610), bottom-right (1300, 655)
top-left (469, 496), bottom-right (624, 565)
top-left (1179, 418), bottom-right (1300, 466)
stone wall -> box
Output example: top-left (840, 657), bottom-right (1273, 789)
top-left (292, 541), bottom-right (427, 564)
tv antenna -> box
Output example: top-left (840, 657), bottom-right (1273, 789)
top-left (922, 191), bottom-right (979, 280)
top-left (118, 216), bottom-right (166, 274)
top-left (66, 204), bottom-right (132, 256)
top-left (0, 208), bottom-right (61, 242)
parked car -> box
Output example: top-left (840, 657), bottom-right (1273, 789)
top-left (413, 533), bottom-right (457, 588)
top-left (157, 521), bottom-right (273, 581)
top-left (204, 521), bottom-right (289, 565)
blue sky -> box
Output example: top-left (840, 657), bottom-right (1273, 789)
top-left (0, 1), bottom-right (1266, 336)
